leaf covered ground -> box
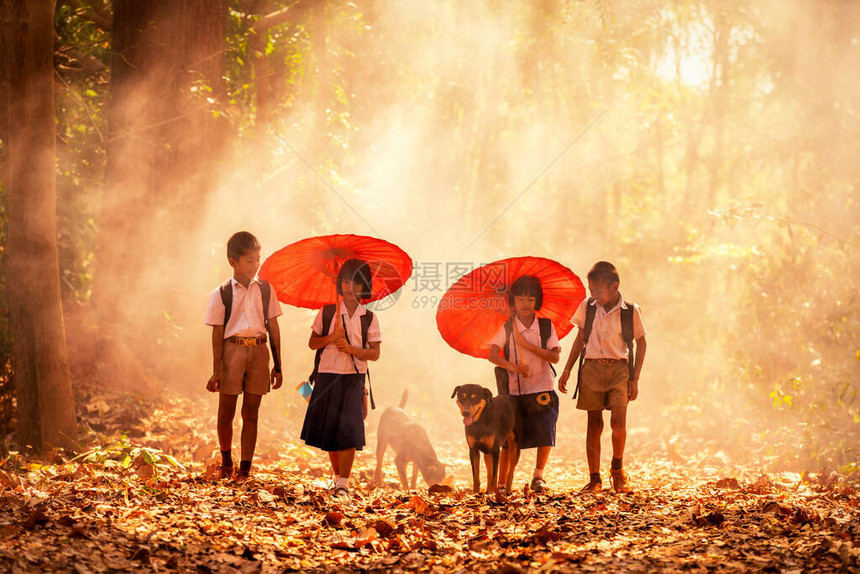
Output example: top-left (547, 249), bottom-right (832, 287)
top-left (1, 388), bottom-right (858, 573)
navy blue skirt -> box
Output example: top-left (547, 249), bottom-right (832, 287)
top-left (300, 372), bottom-right (366, 452)
top-left (503, 390), bottom-right (559, 449)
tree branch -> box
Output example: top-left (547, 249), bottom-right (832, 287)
top-left (67, 0), bottom-right (112, 32)
top-left (255, 0), bottom-right (316, 30)
top-left (57, 47), bottom-right (107, 78)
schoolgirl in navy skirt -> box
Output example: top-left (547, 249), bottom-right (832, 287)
top-left (488, 275), bottom-right (562, 494)
top-left (301, 259), bottom-right (381, 499)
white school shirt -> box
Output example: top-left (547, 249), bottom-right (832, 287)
top-left (204, 278), bottom-right (283, 339)
top-left (571, 293), bottom-right (646, 360)
top-left (312, 303), bottom-right (382, 375)
top-left (490, 316), bottom-right (560, 395)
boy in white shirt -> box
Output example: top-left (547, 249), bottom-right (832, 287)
top-left (204, 231), bottom-right (283, 480)
top-left (559, 261), bottom-right (647, 493)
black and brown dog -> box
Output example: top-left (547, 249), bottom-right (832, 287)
top-left (452, 384), bottom-right (519, 494)
top-left (375, 390), bottom-right (446, 490)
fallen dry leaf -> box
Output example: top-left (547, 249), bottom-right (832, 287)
top-left (0, 381), bottom-right (856, 573)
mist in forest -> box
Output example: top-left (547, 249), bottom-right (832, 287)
top-left (105, 0), bottom-right (859, 472)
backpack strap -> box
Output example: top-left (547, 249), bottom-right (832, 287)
top-left (499, 318), bottom-right (522, 395)
top-left (259, 280), bottom-right (269, 317)
top-left (360, 311), bottom-right (374, 349)
top-left (259, 280), bottom-right (270, 318)
top-left (360, 310), bottom-right (376, 410)
top-left (219, 280), bottom-right (233, 335)
top-left (308, 304), bottom-right (336, 384)
top-left (574, 298), bottom-right (597, 399)
top-left (620, 301), bottom-right (635, 381)
top-left (259, 280), bottom-right (281, 374)
top-left (538, 317), bottom-right (557, 376)
top-left (538, 317), bottom-right (551, 349)
top-left (501, 319), bottom-right (513, 361)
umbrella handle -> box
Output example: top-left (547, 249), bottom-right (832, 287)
top-left (511, 323), bottom-right (522, 395)
top-left (332, 278), bottom-right (340, 334)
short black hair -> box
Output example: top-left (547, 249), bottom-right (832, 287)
top-left (587, 261), bottom-right (620, 285)
top-left (508, 275), bottom-right (543, 310)
top-left (337, 258), bottom-right (373, 300)
top-left (227, 231), bottom-right (261, 261)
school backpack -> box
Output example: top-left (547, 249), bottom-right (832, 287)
top-left (307, 303), bottom-right (376, 410)
top-left (219, 279), bottom-right (281, 374)
top-left (494, 317), bottom-right (556, 396)
top-left (573, 298), bottom-right (635, 399)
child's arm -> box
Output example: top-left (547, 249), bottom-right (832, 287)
top-left (512, 330), bottom-right (560, 364)
top-left (268, 317), bottom-right (283, 389)
top-left (341, 341), bottom-right (380, 361)
top-left (308, 321), bottom-right (343, 350)
top-left (488, 344), bottom-right (529, 377)
top-left (628, 335), bottom-right (647, 401)
top-left (206, 325), bottom-right (225, 392)
top-left (557, 329), bottom-right (584, 394)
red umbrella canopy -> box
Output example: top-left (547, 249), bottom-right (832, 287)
top-left (436, 256), bottom-right (585, 359)
top-left (259, 234), bottom-right (413, 309)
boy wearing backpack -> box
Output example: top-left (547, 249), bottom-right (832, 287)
top-left (488, 275), bottom-right (561, 494)
top-left (205, 231), bottom-right (283, 480)
top-left (558, 261), bottom-right (646, 493)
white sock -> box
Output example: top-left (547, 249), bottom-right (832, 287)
top-left (335, 476), bottom-right (349, 489)
top-left (533, 468), bottom-right (544, 480)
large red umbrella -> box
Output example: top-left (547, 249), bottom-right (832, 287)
top-left (259, 234), bottom-right (413, 309)
top-left (436, 256), bottom-right (585, 359)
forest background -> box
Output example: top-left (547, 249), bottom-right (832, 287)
top-left (0, 0), bottom-right (858, 477)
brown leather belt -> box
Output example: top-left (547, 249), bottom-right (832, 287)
top-left (226, 335), bottom-right (267, 347)
top-left (586, 358), bottom-right (627, 365)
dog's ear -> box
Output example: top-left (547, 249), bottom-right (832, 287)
top-left (451, 385), bottom-right (461, 399)
top-left (484, 387), bottom-right (493, 401)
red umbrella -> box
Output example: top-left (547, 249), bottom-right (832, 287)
top-left (259, 234), bottom-right (413, 309)
top-left (436, 256), bottom-right (585, 359)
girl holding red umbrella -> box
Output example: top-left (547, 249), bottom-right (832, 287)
top-left (437, 256), bottom-right (583, 495)
top-left (300, 259), bottom-right (381, 500)
top-left (488, 275), bottom-right (562, 494)
top-left (260, 234), bottom-right (411, 500)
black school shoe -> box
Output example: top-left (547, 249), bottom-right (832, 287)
top-left (530, 477), bottom-right (547, 493)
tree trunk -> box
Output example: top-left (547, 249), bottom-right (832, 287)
top-left (309, 0), bottom-right (330, 158)
top-left (0, 0), bottom-right (78, 452)
top-left (250, 1), bottom-right (271, 130)
top-left (679, 111), bottom-right (705, 217)
top-left (707, 10), bottom-right (730, 207)
top-left (96, 0), bottom-right (227, 335)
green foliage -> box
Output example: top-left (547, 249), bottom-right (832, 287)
top-left (70, 434), bottom-right (186, 475)
top-left (54, 0), bottom-right (110, 304)
top-left (701, 191), bottom-right (859, 470)
top-left (225, 1), bottom-right (315, 135)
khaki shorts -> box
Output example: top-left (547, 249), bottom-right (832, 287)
top-left (576, 360), bottom-right (629, 411)
top-left (221, 341), bottom-right (271, 396)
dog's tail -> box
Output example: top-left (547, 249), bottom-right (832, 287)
top-left (399, 389), bottom-right (408, 409)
